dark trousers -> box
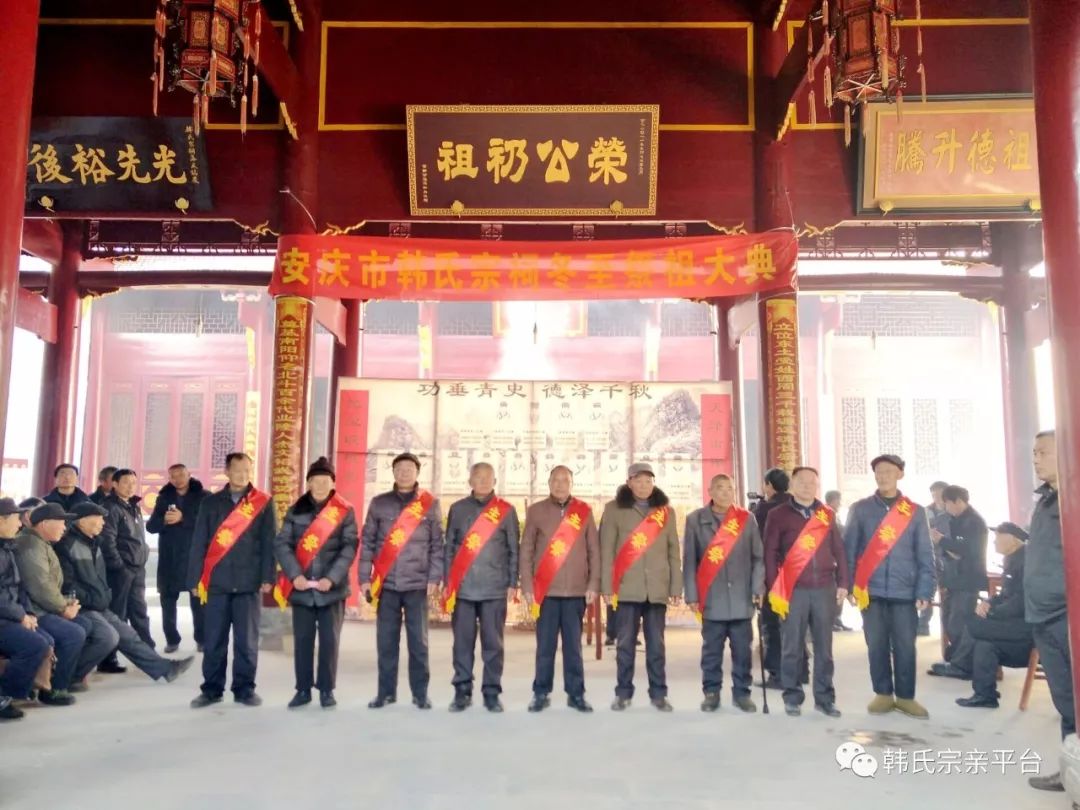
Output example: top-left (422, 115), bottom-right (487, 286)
top-left (201, 592), bottom-right (260, 698)
top-left (701, 618), bottom-right (752, 698)
top-left (615, 601), bottom-right (667, 700)
top-left (86, 609), bottom-right (170, 679)
top-left (862, 597), bottom-right (918, 699)
top-left (376, 588), bottom-right (430, 699)
top-left (1033, 614), bottom-right (1076, 739)
top-left (36, 614), bottom-right (87, 692)
top-left (780, 588), bottom-right (835, 706)
top-left (72, 611), bottom-right (121, 681)
top-left (0, 621), bottom-right (52, 698)
top-left (451, 597), bottom-right (507, 697)
top-left (533, 596), bottom-right (586, 698)
top-left (760, 598), bottom-right (782, 677)
top-left (942, 588), bottom-right (978, 662)
top-left (605, 604), bottom-right (617, 643)
top-left (161, 591), bottom-right (205, 647)
top-left (293, 600), bottom-right (344, 692)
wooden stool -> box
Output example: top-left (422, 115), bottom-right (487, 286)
top-left (1019, 648), bottom-right (1046, 711)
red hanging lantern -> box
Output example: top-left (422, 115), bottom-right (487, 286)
top-left (153, 0), bottom-right (262, 135)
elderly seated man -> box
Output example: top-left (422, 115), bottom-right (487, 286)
top-left (927, 522), bottom-right (1033, 709)
top-left (55, 502), bottom-right (194, 685)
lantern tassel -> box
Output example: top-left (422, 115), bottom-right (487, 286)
top-left (208, 49), bottom-right (218, 97)
top-left (809, 89), bottom-right (817, 126)
top-left (880, 50), bottom-right (889, 92)
top-left (241, 92), bottom-right (248, 134)
top-left (255, 4), bottom-right (262, 37)
top-left (152, 74), bottom-right (159, 117)
top-left (844, 105), bottom-right (852, 147)
top-left (243, 31), bottom-right (250, 62)
top-left (824, 63), bottom-right (833, 107)
top-left (822, 0), bottom-right (828, 25)
top-left (254, 40), bottom-right (260, 69)
top-left (919, 63), bottom-right (927, 104)
top-left (252, 73), bottom-right (259, 117)
top-left (157, 45), bottom-right (165, 91)
top-left (193, 93), bottom-right (201, 136)
top-left (202, 92), bottom-right (210, 127)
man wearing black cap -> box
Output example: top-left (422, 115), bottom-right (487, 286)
top-left (929, 522), bottom-right (1032, 709)
top-left (13, 503), bottom-right (92, 705)
top-left (360, 452), bottom-right (443, 710)
top-left (600, 462), bottom-right (682, 712)
top-left (187, 452), bottom-right (278, 708)
top-left (754, 467), bottom-right (790, 688)
top-left (275, 457), bottom-right (358, 709)
top-left (100, 468), bottom-right (154, 649)
top-left (17, 498), bottom-right (43, 532)
top-left (43, 463), bottom-right (90, 512)
top-left (0, 498), bottom-right (51, 720)
top-left (939, 485), bottom-right (988, 662)
top-left (844, 454), bottom-right (936, 719)
top-left (56, 501), bottom-right (194, 685)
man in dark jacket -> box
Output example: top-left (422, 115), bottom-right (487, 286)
top-left (89, 466), bottom-right (117, 506)
top-left (100, 468), bottom-right (154, 649)
top-left (928, 523), bottom-right (1033, 708)
top-left (0, 499), bottom-right (51, 720)
top-left (187, 452), bottom-right (278, 708)
top-left (683, 473), bottom-right (763, 713)
top-left (42, 463), bottom-right (91, 512)
top-left (521, 465), bottom-right (599, 713)
top-left (147, 464), bottom-right (207, 653)
top-left (444, 462), bottom-right (520, 713)
top-left (1024, 431), bottom-right (1073, 794)
top-left (920, 481), bottom-right (951, 635)
top-left (56, 502), bottom-right (193, 684)
top-left (844, 454), bottom-right (936, 719)
top-left (754, 467), bottom-right (790, 687)
top-left (360, 452), bottom-right (443, 710)
top-left (275, 457), bottom-right (358, 710)
top-left (939, 485), bottom-right (989, 662)
top-left (764, 466), bottom-right (848, 718)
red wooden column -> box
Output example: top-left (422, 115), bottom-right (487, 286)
top-left (754, 18), bottom-right (802, 472)
top-left (1030, 0), bottom-right (1080, 751)
top-left (0, 2), bottom-right (40, 488)
top-left (714, 300), bottom-right (745, 499)
top-left (269, 0), bottom-right (321, 523)
top-left (33, 222), bottom-right (82, 494)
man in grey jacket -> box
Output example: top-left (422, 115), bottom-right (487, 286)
top-left (444, 462), bottom-right (520, 713)
top-left (1024, 430), bottom-right (1073, 794)
top-left (683, 473), bottom-right (763, 713)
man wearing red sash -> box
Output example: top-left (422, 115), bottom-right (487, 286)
top-left (187, 452), bottom-right (278, 708)
top-left (764, 466), bottom-right (848, 718)
top-left (683, 473), bottom-right (763, 713)
top-left (444, 462), bottom-right (520, 713)
top-left (600, 463), bottom-right (682, 712)
top-left (843, 454), bottom-right (936, 719)
top-left (520, 465), bottom-right (599, 713)
top-left (274, 457), bottom-right (358, 710)
top-left (359, 452), bottom-right (444, 710)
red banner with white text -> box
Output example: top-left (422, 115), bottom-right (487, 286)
top-left (270, 232), bottom-right (797, 301)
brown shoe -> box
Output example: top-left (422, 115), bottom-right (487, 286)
top-left (867, 694), bottom-right (896, 714)
top-left (894, 698), bottom-right (929, 719)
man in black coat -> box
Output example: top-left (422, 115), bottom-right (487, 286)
top-left (940, 485), bottom-right (989, 662)
top-left (147, 464), bottom-right (207, 653)
top-left (275, 457), bottom-right (358, 710)
top-left (187, 452), bottom-right (278, 708)
top-left (928, 522), bottom-right (1033, 708)
top-left (754, 467), bottom-right (790, 688)
top-left (360, 452), bottom-right (443, 710)
top-left (42, 463), bottom-right (91, 512)
top-left (100, 468), bottom-right (154, 650)
top-left (89, 466), bottom-right (117, 506)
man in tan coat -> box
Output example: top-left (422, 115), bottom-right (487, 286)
top-left (600, 462), bottom-right (682, 711)
top-left (521, 465), bottom-right (600, 713)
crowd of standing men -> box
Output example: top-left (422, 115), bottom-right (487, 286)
top-left (0, 433), bottom-right (1072, 797)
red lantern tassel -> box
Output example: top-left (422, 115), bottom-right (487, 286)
top-left (151, 74), bottom-right (159, 116)
top-left (193, 93), bottom-right (201, 136)
top-left (255, 4), bottom-right (262, 37)
top-left (208, 49), bottom-right (218, 97)
top-left (243, 31), bottom-right (250, 62)
top-left (202, 92), bottom-right (210, 127)
top-left (822, 0), bottom-right (828, 26)
top-left (240, 93), bottom-right (248, 134)
top-left (844, 105), bottom-right (851, 147)
top-left (824, 63), bottom-right (833, 107)
top-left (252, 73), bottom-right (259, 117)
top-left (157, 45), bottom-right (165, 91)
top-left (809, 88), bottom-right (817, 126)
top-left (254, 40), bottom-right (260, 68)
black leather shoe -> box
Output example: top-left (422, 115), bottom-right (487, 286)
top-left (190, 693), bottom-right (222, 709)
top-left (784, 702), bottom-right (801, 717)
top-left (611, 697), bottom-right (631, 711)
top-left (928, 662), bottom-right (971, 679)
top-left (164, 643), bottom-right (180, 654)
top-left (288, 690), bottom-right (312, 709)
top-left (815, 702), bottom-right (842, 718)
top-left (413, 695), bottom-right (432, 710)
top-left (483, 695), bottom-right (504, 713)
top-left (604, 638), bottom-right (616, 648)
top-left (165, 656), bottom-right (195, 683)
top-left (567, 695), bottom-right (593, 713)
top-left (38, 689), bottom-right (76, 707)
top-left (367, 694), bottom-right (396, 709)
top-left (320, 691), bottom-right (336, 708)
top-left (1029, 771), bottom-right (1065, 791)
top-left (734, 696), bottom-right (757, 713)
top-left (0, 697), bottom-right (23, 721)
top-left (97, 660), bottom-right (127, 674)
top-left (701, 692), bottom-right (720, 713)
top-left (528, 694), bottom-right (550, 713)
top-left (650, 697), bottom-right (673, 712)
top-left (449, 693), bottom-right (472, 712)
top-left (832, 620), bottom-right (852, 632)
top-left (235, 692), bottom-right (262, 707)
top-left (956, 694), bottom-right (999, 709)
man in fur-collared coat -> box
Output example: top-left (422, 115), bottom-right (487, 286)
top-left (599, 463), bottom-right (682, 712)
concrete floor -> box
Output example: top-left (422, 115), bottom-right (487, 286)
top-left (2, 607), bottom-right (1069, 810)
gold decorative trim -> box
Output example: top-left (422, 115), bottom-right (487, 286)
top-left (771, 0), bottom-right (790, 31)
top-left (795, 222), bottom-right (841, 238)
top-left (279, 102), bottom-right (299, 140)
top-left (705, 221), bottom-right (748, 235)
top-left (230, 219), bottom-right (280, 237)
top-left (321, 220), bottom-right (368, 236)
top-left (287, 0), bottom-right (304, 31)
